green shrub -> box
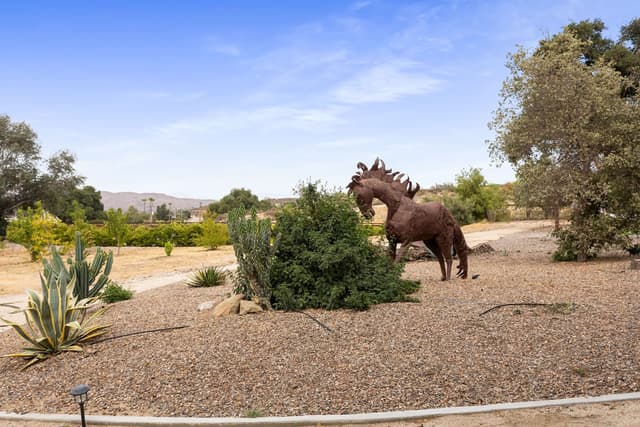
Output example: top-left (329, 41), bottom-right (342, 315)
top-left (1, 273), bottom-right (110, 369)
top-left (42, 232), bottom-right (113, 300)
top-left (101, 282), bottom-right (134, 303)
top-left (228, 208), bottom-right (276, 302)
top-left (127, 224), bottom-right (165, 247)
top-left (86, 223), bottom-right (206, 248)
top-left (270, 183), bottom-right (419, 311)
top-left (362, 223), bottom-right (385, 237)
top-left (164, 241), bottom-right (174, 256)
top-left (187, 266), bottom-right (227, 287)
top-left (552, 216), bottom-right (624, 261)
top-left (197, 217), bottom-right (229, 250)
top-left (440, 195), bottom-right (476, 226)
top-left (6, 202), bottom-right (69, 261)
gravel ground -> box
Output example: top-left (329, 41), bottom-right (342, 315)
top-left (0, 227), bottom-right (638, 419)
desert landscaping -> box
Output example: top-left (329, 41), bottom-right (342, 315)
top-left (1, 221), bottom-right (639, 426)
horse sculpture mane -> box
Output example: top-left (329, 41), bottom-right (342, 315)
top-left (348, 158), bottom-right (421, 199)
top-left (348, 158), bottom-right (470, 280)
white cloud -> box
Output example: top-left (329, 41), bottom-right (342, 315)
top-left (205, 37), bottom-right (241, 56)
top-left (314, 136), bottom-right (375, 148)
top-left (157, 105), bottom-right (347, 138)
top-left (331, 62), bottom-right (441, 104)
top-left (351, 0), bottom-right (373, 11)
top-left (122, 90), bottom-right (207, 102)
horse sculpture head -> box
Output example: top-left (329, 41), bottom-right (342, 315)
top-left (346, 158), bottom-right (420, 219)
top-left (347, 175), bottom-right (376, 219)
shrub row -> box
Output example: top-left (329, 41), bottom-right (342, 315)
top-left (9, 217), bottom-right (229, 250)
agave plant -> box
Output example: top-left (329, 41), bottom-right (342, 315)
top-left (186, 266), bottom-right (227, 287)
top-left (1, 273), bottom-right (110, 369)
top-left (43, 231), bottom-right (113, 300)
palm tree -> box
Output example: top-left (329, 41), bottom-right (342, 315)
top-left (148, 197), bottom-right (155, 223)
top-left (141, 198), bottom-right (148, 214)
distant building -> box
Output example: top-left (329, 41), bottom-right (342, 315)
top-left (188, 207), bottom-right (208, 223)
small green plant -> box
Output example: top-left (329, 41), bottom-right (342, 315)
top-left (1, 273), bottom-right (110, 369)
top-left (187, 266), bottom-right (227, 287)
top-left (43, 232), bottom-right (113, 300)
top-left (547, 302), bottom-right (576, 315)
top-left (164, 241), bottom-right (174, 256)
top-left (245, 409), bottom-right (264, 418)
top-left (572, 367), bottom-right (589, 377)
top-left (101, 282), bottom-right (134, 303)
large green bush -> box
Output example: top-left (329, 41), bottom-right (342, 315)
top-left (270, 183), bottom-right (419, 311)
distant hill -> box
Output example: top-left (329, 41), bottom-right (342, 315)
top-left (100, 191), bottom-right (215, 212)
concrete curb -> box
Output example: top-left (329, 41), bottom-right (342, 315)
top-left (1, 392), bottom-right (639, 426)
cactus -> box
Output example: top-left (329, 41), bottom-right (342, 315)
top-left (43, 231), bottom-right (114, 300)
top-left (1, 272), bottom-right (110, 369)
top-left (228, 207), bottom-right (277, 303)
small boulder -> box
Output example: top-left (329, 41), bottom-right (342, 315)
top-left (239, 300), bottom-right (263, 315)
top-left (470, 243), bottom-right (495, 255)
top-left (197, 301), bottom-right (215, 312)
top-left (213, 294), bottom-right (244, 317)
top-left (404, 241), bottom-right (435, 261)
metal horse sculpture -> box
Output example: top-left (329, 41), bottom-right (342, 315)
top-left (347, 159), bottom-right (470, 280)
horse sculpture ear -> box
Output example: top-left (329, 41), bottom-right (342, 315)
top-left (409, 182), bottom-right (421, 198)
top-left (357, 162), bottom-right (368, 172)
top-left (346, 175), bottom-right (362, 193)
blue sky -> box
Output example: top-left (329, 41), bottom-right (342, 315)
top-left (1, 1), bottom-right (636, 199)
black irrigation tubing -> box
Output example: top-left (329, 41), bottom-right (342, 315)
top-left (480, 303), bottom-right (549, 316)
top-left (293, 309), bottom-right (334, 333)
top-left (92, 325), bottom-right (190, 344)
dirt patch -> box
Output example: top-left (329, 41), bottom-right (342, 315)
top-left (0, 227), bottom-right (638, 421)
top-left (0, 245), bottom-right (236, 296)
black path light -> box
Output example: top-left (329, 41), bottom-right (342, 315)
top-left (70, 384), bottom-right (90, 427)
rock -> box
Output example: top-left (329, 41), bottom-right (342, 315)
top-left (404, 241), bottom-right (435, 261)
top-left (197, 301), bottom-right (215, 312)
top-left (213, 294), bottom-right (244, 317)
top-left (239, 300), bottom-right (263, 315)
top-left (470, 243), bottom-right (495, 254)
top-left (631, 259), bottom-right (640, 270)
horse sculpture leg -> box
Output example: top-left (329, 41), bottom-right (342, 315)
top-left (424, 239), bottom-right (446, 281)
top-left (436, 235), bottom-right (453, 280)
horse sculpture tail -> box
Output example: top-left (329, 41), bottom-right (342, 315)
top-left (453, 222), bottom-right (470, 279)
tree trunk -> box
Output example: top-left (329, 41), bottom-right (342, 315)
top-left (553, 207), bottom-right (560, 231)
